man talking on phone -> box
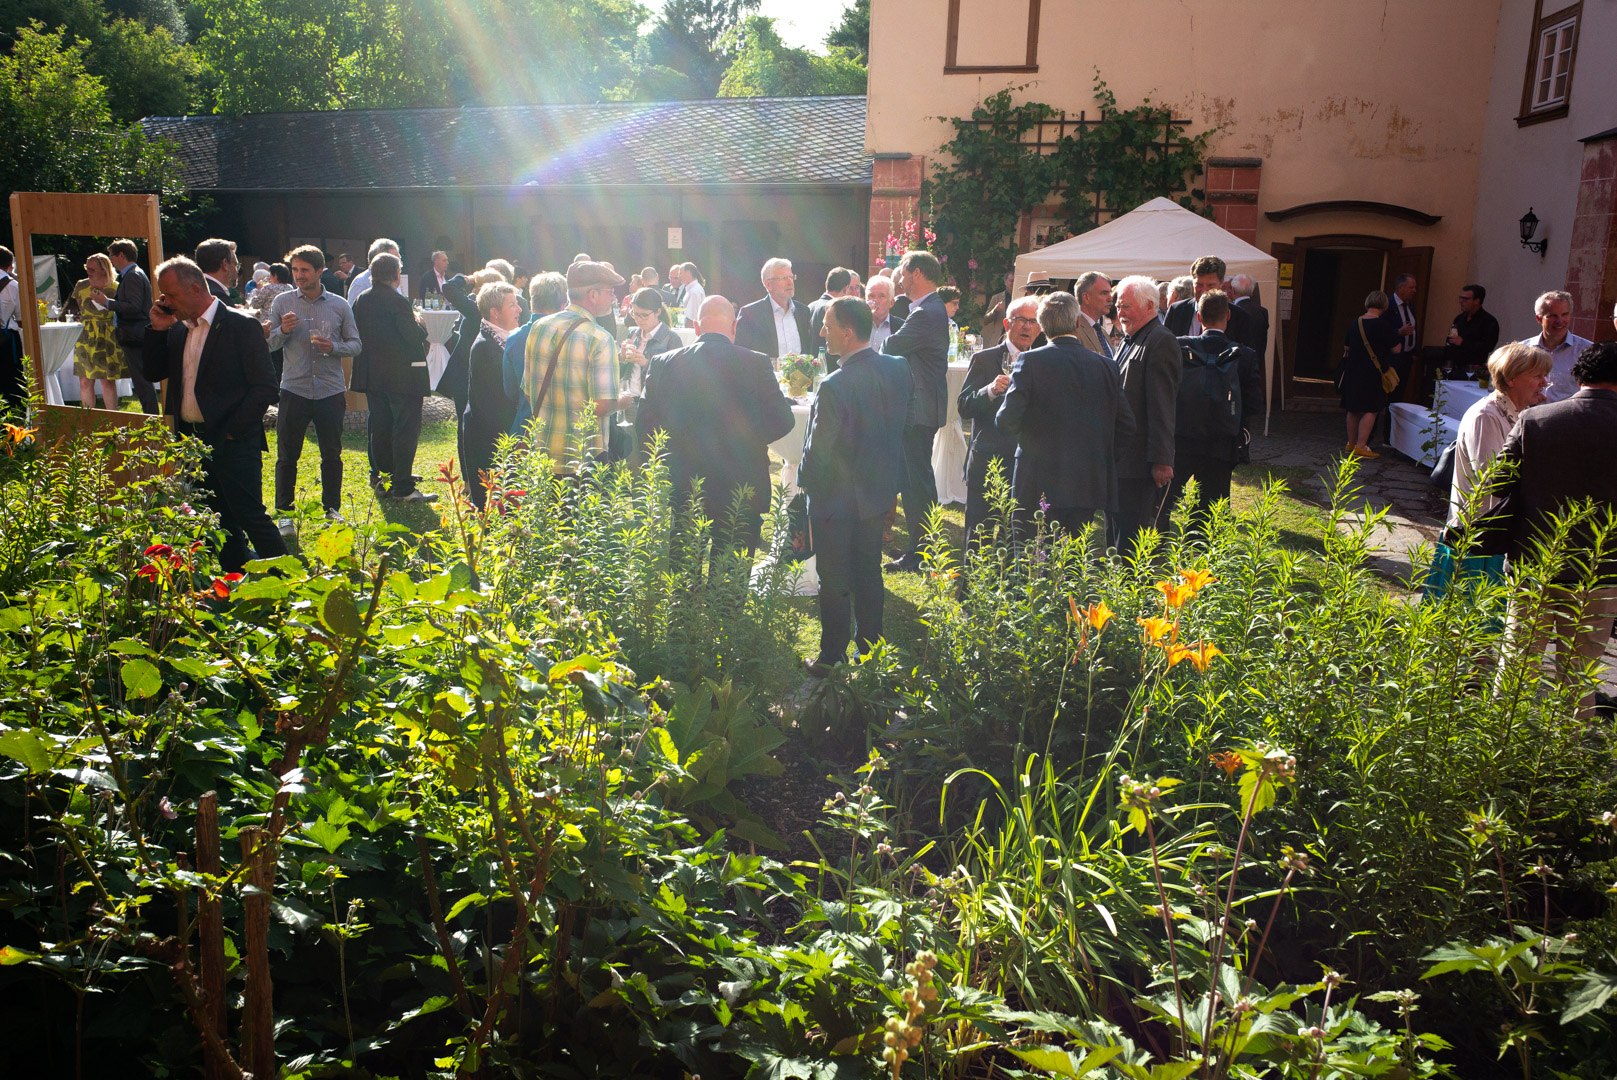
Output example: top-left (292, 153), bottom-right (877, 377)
top-left (144, 256), bottom-right (286, 573)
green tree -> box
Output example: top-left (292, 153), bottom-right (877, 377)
top-left (825, 0), bottom-right (868, 64)
top-left (717, 15), bottom-right (866, 98)
top-left (0, 22), bottom-right (184, 235)
top-left (640, 0), bottom-right (759, 98)
top-left (0, 0), bottom-right (199, 120)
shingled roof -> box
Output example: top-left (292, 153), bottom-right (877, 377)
top-left (143, 96), bottom-right (871, 192)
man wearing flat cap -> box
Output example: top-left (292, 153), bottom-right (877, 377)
top-left (521, 261), bottom-right (625, 472)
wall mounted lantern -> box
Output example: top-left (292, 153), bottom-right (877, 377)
top-left (1519, 208), bottom-right (1548, 257)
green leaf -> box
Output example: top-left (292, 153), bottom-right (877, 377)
top-left (302, 818), bottom-right (350, 854)
top-left (1562, 969), bottom-right (1617, 1024)
top-left (443, 892), bottom-right (487, 922)
top-left (320, 587), bottom-right (363, 637)
top-left (0, 945), bottom-right (40, 965)
top-left (0, 729), bottom-right (52, 773)
top-left (120, 657), bottom-right (161, 700)
top-left (310, 524), bottom-right (355, 567)
top-left (166, 655), bottom-right (224, 681)
top-left (1009, 1045), bottom-right (1121, 1077)
top-left (107, 638), bottom-right (154, 656)
top-left (271, 896), bottom-right (322, 933)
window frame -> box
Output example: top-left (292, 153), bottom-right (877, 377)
top-left (1517, 0), bottom-right (1581, 127)
top-left (945, 0), bottom-right (1041, 74)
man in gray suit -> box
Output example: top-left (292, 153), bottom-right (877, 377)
top-left (106, 238), bottom-right (159, 413)
top-left (1073, 271), bottom-right (1115, 359)
top-left (1111, 275), bottom-right (1181, 551)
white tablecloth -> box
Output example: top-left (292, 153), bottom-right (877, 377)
top-left (420, 309), bottom-right (460, 391)
top-left (1432, 379), bottom-right (1488, 423)
top-left (931, 361), bottom-right (972, 506)
top-left (766, 401), bottom-right (818, 596)
top-left (673, 327), bottom-right (696, 347)
top-left (39, 323), bottom-right (82, 407)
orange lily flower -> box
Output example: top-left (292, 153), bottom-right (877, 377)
top-left (1155, 580), bottom-right (1194, 609)
top-left (1085, 601), bottom-right (1114, 632)
top-left (1209, 750), bottom-right (1243, 776)
top-left (1139, 616), bottom-right (1177, 645)
top-left (1179, 567), bottom-right (1217, 595)
top-left (1168, 641), bottom-right (1223, 672)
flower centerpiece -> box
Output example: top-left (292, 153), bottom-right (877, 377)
top-left (779, 352), bottom-right (822, 398)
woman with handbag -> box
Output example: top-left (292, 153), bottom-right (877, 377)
top-left (1338, 290), bottom-right (1403, 459)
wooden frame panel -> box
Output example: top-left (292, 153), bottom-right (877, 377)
top-left (945, 0), bottom-right (1041, 74)
top-left (9, 192), bottom-right (165, 435)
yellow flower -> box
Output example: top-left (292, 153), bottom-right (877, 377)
top-left (1155, 579), bottom-right (1194, 609)
top-left (1139, 616), bottom-right (1177, 645)
top-left (1167, 640), bottom-right (1223, 672)
top-left (4, 422), bottom-right (36, 444)
top-left (1179, 567), bottom-right (1217, 595)
top-left (1084, 600), bottom-right (1114, 632)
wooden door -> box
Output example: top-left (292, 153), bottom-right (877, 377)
top-left (1384, 245), bottom-right (1433, 402)
top-left (1270, 241), bottom-right (1300, 409)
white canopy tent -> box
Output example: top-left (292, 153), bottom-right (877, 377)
top-left (1013, 197), bottom-right (1280, 428)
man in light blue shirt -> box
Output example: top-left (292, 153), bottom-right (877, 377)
top-left (1520, 290), bottom-right (1592, 404)
top-left (267, 245), bottom-right (362, 519)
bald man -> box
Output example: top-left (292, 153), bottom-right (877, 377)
top-left (637, 294), bottom-right (795, 557)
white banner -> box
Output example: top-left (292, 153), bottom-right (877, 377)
top-left (33, 255), bottom-right (61, 306)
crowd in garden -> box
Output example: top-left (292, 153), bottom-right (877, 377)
top-left (0, 231), bottom-right (1612, 703)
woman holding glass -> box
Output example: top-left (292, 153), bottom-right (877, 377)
top-left (618, 288), bottom-right (682, 462)
top-left (64, 253), bottom-right (122, 410)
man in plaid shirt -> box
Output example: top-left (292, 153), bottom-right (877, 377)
top-left (521, 261), bottom-right (624, 471)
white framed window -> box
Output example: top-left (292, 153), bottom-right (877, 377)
top-left (1518, 3), bottom-right (1580, 125)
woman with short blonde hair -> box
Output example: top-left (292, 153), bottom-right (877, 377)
top-left (1448, 342), bottom-right (1552, 526)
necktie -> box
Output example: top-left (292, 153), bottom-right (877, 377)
top-left (1095, 321), bottom-right (1112, 359)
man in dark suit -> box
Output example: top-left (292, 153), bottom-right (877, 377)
top-left (638, 294), bottom-right (795, 557)
top-left (995, 292), bottom-right (1134, 543)
top-left (1168, 290), bottom-right (1264, 519)
top-left (142, 257), bottom-right (286, 573)
top-left (957, 294), bottom-right (1041, 548)
top-left (809, 266), bottom-right (860, 371)
top-left (1378, 272), bottom-right (1420, 393)
top-left (735, 257), bottom-right (814, 360)
top-left (419, 251), bottom-right (450, 302)
top-left (800, 297), bottom-right (913, 676)
top-left (107, 238), bottom-right (159, 413)
top-left (352, 252), bottom-right (432, 500)
top-left (1164, 255), bottom-right (1255, 349)
top-left (195, 238), bottom-right (239, 304)
top-left (881, 250), bottom-right (950, 571)
top-left (1492, 339), bottom-right (1617, 716)
top-left (1227, 274), bottom-right (1270, 358)
top-left (1112, 275), bottom-right (1182, 552)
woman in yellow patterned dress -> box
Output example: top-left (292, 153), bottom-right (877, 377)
top-left (64, 253), bottom-right (121, 410)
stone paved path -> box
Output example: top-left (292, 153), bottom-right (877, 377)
top-left (1248, 408), bottom-right (1615, 690)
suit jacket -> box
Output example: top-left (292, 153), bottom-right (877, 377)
top-left (1378, 295), bottom-right (1419, 360)
top-left (142, 305), bottom-right (277, 450)
top-left (1072, 316), bottom-right (1107, 357)
top-left (1165, 296), bottom-right (1255, 350)
top-left (734, 296), bottom-right (814, 359)
top-left (351, 284), bottom-right (429, 396)
top-left (1232, 296), bottom-right (1270, 357)
top-left (637, 332), bottom-right (794, 517)
top-left (882, 290), bottom-right (950, 428)
top-left (419, 270), bottom-right (448, 301)
top-left (108, 263), bottom-right (151, 345)
top-left (439, 274), bottom-right (479, 411)
top-left (1492, 387), bottom-right (1617, 577)
top-left (1174, 329), bottom-right (1264, 461)
top-left (463, 332), bottom-right (520, 447)
top-left (800, 347), bottom-right (912, 521)
top-left (206, 276), bottom-right (231, 304)
top-left (995, 336), bottom-right (1135, 512)
top-left (891, 295), bottom-right (912, 322)
top-left (956, 345), bottom-right (1019, 489)
top-left (1114, 318), bottom-right (1182, 478)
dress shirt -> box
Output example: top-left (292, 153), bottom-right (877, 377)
top-left (347, 269), bottom-right (372, 302)
top-left (1392, 295), bottom-right (1417, 354)
top-left (1522, 331), bottom-right (1594, 404)
top-left (266, 287), bottom-right (362, 399)
top-left (870, 315), bottom-right (896, 353)
top-left (680, 280), bottom-right (705, 326)
top-left (772, 297), bottom-right (802, 355)
top-left (180, 298), bottom-right (220, 423)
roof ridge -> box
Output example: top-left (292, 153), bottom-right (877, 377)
top-left (143, 95), bottom-right (866, 124)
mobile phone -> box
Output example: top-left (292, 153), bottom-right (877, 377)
top-left (156, 301), bottom-right (176, 315)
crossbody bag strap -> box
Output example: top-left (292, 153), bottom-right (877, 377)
top-left (530, 316), bottom-right (589, 415)
top-left (1356, 319), bottom-right (1386, 375)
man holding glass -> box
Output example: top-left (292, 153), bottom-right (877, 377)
top-left (267, 245), bottom-right (362, 521)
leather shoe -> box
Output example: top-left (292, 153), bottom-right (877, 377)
top-left (803, 658), bottom-right (832, 678)
top-left (884, 553), bottom-right (923, 573)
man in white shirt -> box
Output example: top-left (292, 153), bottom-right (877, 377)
top-left (347, 237), bottom-right (399, 303)
top-left (1521, 290), bottom-right (1593, 404)
top-left (865, 276), bottom-right (901, 353)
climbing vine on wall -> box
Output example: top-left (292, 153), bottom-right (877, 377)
top-left (929, 78), bottom-right (1214, 318)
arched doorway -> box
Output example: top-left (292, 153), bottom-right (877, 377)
top-left (1271, 234), bottom-right (1432, 406)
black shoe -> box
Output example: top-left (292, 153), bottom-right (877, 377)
top-left (370, 476), bottom-right (387, 492)
top-left (884, 553), bottom-right (923, 573)
top-left (398, 490), bottom-right (438, 503)
top-left (804, 658), bottom-right (832, 678)
top-left (1595, 690), bottom-right (1617, 719)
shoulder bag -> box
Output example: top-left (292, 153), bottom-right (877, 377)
top-left (1357, 319), bottom-right (1400, 395)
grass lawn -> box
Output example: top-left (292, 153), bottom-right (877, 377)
top-left (260, 410), bottom-right (1337, 662)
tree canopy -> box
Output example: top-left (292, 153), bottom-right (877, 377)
top-left (717, 15), bottom-right (866, 98)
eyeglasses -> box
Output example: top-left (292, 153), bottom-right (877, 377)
top-left (1458, 295), bottom-right (1476, 302)
top-left (630, 309), bottom-right (656, 320)
top-left (1008, 316), bottom-right (1039, 327)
